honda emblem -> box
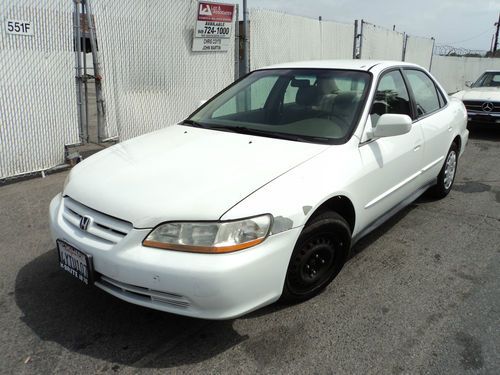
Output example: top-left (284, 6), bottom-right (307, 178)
top-left (79, 216), bottom-right (91, 231)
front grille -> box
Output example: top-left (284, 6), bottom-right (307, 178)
top-left (463, 100), bottom-right (500, 113)
top-left (62, 196), bottom-right (132, 245)
top-left (96, 276), bottom-right (191, 309)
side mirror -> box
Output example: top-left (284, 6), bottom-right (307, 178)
top-left (465, 81), bottom-right (472, 88)
top-left (197, 99), bottom-right (208, 108)
top-left (372, 114), bottom-right (412, 138)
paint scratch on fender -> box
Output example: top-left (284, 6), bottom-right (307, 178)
top-left (271, 216), bottom-right (293, 234)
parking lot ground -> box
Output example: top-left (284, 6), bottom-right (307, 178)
top-left (0, 125), bottom-right (499, 375)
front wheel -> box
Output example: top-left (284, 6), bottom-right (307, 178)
top-left (281, 211), bottom-right (351, 303)
top-left (428, 142), bottom-right (459, 199)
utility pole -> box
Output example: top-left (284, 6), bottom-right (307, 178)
top-left (494, 12), bottom-right (500, 54)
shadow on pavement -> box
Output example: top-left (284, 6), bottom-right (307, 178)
top-left (349, 202), bottom-right (418, 258)
top-left (15, 196), bottom-right (429, 368)
top-left (467, 123), bottom-right (500, 141)
top-left (245, 201), bottom-right (420, 320)
top-left (15, 249), bottom-right (247, 369)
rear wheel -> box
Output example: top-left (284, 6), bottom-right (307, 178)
top-left (281, 211), bottom-right (351, 303)
top-left (428, 143), bottom-right (458, 199)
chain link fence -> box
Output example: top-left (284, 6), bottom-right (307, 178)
top-left (0, 0), bottom-right (79, 179)
top-left (404, 35), bottom-right (435, 69)
top-left (2, 2), bottom-right (500, 180)
top-left (249, 9), bottom-right (354, 70)
top-left (359, 21), bottom-right (405, 60)
top-left (92, 0), bottom-right (237, 141)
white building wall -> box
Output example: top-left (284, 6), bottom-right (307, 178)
top-left (431, 56), bottom-right (500, 93)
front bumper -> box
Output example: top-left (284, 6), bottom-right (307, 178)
top-left (49, 194), bottom-right (301, 319)
top-left (467, 110), bottom-right (500, 124)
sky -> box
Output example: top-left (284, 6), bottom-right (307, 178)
top-left (232, 0), bottom-right (500, 52)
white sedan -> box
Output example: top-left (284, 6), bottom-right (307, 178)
top-left (50, 60), bottom-right (468, 319)
top-left (452, 70), bottom-right (500, 125)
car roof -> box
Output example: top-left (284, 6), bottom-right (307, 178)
top-left (256, 60), bottom-right (422, 72)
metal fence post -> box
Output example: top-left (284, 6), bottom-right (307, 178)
top-left (319, 15), bottom-right (323, 60)
top-left (352, 20), bottom-right (358, 59)
top-left (83, 0), bottom-right (107, 143)
top-left (429, 37), bottom-right (436, 71)
top-left (74, 0), bottom-right (86, 143)
top-left (402, 33), bottom-right (408, 61)
top-left (242, 0), bottom-right (250, 74)
top-left (359, 20), bottom-right (364, 59)
top-left (234, 4), bottom-right (239, 80)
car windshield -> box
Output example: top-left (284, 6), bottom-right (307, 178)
top-left (186, 69), bottom-right (371, 144)
top-left (473, 72), bottom-right (500, 88)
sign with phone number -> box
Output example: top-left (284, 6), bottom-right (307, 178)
top-left (193, 1), bottom-right (234, 52)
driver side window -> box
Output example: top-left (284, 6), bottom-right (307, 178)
top-left (371, 70), bottom-right (411, 126)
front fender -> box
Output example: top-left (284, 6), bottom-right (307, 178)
top-left (220, 141), bottom-right (363, 237)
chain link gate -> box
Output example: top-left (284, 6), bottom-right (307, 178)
top-left (0, 0), bottom-right (79, 180)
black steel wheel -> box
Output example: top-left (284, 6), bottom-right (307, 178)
top-left (281, 211), bottom-right (351, 302)
top-left (428, 142), bottom-right (459, 199)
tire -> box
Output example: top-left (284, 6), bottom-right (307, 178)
top-left (428, 142), bottom-right (459, 199)
top-left (281, 211), bottom-right (351, 303)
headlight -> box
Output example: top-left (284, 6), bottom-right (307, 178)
top-left (143, 214), bottom-right (272, 253)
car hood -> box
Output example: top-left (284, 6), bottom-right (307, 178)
top-left (65, 125), bottom-right (328, 228)
top-left (453, 87), bottom-right (500, 101)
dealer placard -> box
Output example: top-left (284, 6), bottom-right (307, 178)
top-left (192, 1), bottom-right (235, 52)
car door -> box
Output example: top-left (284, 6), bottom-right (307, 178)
top-left (357, 69), bottom-right (424, 227)
top-left (403, 69), bottom-right (452, 184)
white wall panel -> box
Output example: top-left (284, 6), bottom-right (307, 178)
top-left (0, 0), bottom-right (79, 179)
top-left (431, 56), bottom-right (500, 93)
top-left (360, 22), bottom-right (404, 61)
top-left (249, 9), bottom-right (354, 70)
top-left (404, 35), bottom-right (434, 69)
top-left (93, 0), bottom-right (236, 141)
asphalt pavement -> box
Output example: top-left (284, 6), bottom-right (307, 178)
top-left (0, 125), bottom-right (498, 374)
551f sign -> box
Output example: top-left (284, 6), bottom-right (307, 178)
top-left (6, 19), bottom-right (33, 36)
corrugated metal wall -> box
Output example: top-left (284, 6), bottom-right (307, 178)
top-left (249, 9), bottom-right (354, 70)
top-left (404, 35), bottom-right (434, 69)
top-left (0, 0), bottom-right (79, 179)
top-left (92, 0), bottom-right (236, 141)
top-left (431, 55), bottom-right (500, 93)
top-left (360, 22), bottom-right (404, 60)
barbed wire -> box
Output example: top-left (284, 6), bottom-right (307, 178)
top-left (434, 44), bottom-right (488, 57)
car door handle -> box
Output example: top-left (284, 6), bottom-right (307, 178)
top-left (448, 127), bottom-right (452, 132)
top-left (414, 145), bottom-right (421, 151)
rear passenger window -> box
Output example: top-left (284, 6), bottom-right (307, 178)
top-left (405, 70), bottom-right (440, 117)
top-left (371, 70), bottom-right (411, 125)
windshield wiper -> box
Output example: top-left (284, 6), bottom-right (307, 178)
top-left (208, 125), bottom-right (329, 143)
top-left (181, 119), bottom-right (207, 128)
